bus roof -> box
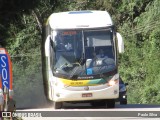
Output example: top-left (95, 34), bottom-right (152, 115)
top-left (47, 10), bottom-right (113, 29)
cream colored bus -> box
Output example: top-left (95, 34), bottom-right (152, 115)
top-left (42, 10), bottom-right (124, 109)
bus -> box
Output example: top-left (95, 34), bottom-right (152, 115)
top-left (41, 10), bottom-right (124, 109)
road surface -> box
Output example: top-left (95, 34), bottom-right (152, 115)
top-left (15, 103), bottom-right (160, 120)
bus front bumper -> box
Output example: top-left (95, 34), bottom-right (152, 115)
top-left (51, 85), bottom-right (119, 102)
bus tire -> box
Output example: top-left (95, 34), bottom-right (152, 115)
top-left (54, 102), bottom-right (63, 109)
top-left (106, 99), bottom-right (115, 108)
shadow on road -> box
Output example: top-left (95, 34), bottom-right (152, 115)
top-left (63, 103), bottom-right (160, 109)
top-left (17, 102), bottom-right (160, 110)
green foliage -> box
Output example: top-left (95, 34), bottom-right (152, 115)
top-left (118, 0), bottom-right (160, 104)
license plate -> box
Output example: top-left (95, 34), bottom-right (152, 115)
top-left (82, 93), bottom-right (92, 97)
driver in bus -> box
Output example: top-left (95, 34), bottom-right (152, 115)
top-left (91, 49), bottom-right (114, 67)
top-left (87, 49), bottom-right (108, 68)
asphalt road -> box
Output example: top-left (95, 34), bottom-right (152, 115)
top-left (15, 103), bottom-right (160, 120)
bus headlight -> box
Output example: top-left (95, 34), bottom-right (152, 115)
top-left (107, 79), bottom-right (118, 86)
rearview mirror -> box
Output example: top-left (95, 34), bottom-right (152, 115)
top-left (116, 32), bottom-right (124, 53)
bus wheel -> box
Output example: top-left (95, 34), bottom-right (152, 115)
top-left (54, 102), bottom-right (63, 109)
top-left (106, 99), bottom-right (115, 108)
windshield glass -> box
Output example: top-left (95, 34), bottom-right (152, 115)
top-left (52, 28), bottom-right (116, 78)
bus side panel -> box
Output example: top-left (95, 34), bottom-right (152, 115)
top-left (41, 24), bottom-right (51, 100)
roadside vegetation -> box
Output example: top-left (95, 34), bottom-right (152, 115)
top-left (0, 0), bottom-right (160, 107)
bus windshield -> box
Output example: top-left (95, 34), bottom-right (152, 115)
top-left (52, 28), bottom-right (116, 78)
